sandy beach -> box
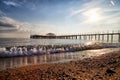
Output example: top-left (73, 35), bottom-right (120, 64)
top-left (0, 48), bottom-right (120, 80)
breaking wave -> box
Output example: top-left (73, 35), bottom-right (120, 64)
top-left (0, 42), bottom-right (99, 57)
top-left (0, 42), bottom-right (119, 58)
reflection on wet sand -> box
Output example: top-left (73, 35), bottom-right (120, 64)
top-left (0, 51), bottom-right (83, 70)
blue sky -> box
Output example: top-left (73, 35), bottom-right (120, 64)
top-left (0, 0), bottom-right (120, 38)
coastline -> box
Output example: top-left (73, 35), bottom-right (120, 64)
top-left (0, 48), bottom-right (120, 80)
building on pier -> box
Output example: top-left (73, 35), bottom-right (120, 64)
top-left (30, 33), bottom-right (56, 39)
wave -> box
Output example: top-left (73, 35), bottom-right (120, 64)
top-left (0, 42), bottom-right (119, 58)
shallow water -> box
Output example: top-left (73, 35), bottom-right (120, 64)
top-left (0, 48), bottom-right (119, 71)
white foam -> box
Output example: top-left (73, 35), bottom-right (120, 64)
top-left (0, 47), bottom-right (6, 51)
top-left (0, 43), bottom-right (104, 57)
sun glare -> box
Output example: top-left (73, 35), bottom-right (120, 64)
top-left (83, 8), bottom-right (101, 23)
top-left (89, 12), bottom-right (100, 22)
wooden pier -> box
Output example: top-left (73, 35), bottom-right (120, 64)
top-left (30, 31), bottom-right (120, 43)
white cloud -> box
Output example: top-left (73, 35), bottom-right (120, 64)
top-left (68, 0), bottom-right (120, 27)
top-left (3, 1), bottom-right (20, 7)
top-left (0, 17), bottom-right (64, 35)
top-left (63, 0), bottom-right (120, 34)
top-left (0, 16), bottom-right (32, 38)
top-left (69, 9), bottom-right (86, 17)
top-left (0, 17), bottom-right (19, 29)
top-left (0, 16), bottom-right (31, 32)
top-left (69, 0), bottom-right (105, 17)
top-left (0, 10), bottom-right (6, 16)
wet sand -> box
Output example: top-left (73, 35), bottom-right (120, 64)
top-left (0, 49), bottom-right (120, 80)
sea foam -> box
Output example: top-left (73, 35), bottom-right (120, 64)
top-left (0, 42), bottom-right (107, 57)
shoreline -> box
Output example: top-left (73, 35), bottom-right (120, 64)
top-left (0, 48), bottom-right (120, 80)
top-left (0, 42), bottom-right (102, 58)
top-left (0, 42), bottom-right (120, 58)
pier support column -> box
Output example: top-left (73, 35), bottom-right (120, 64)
top-left (89, 35), bottom-right (90, 40)
top-left (107, 35), bottom-right (109, 42)
top-left (98, 35), bottom-right (100, 41)
top-left (95, 35), bottom-right (96, 40)
top-left (75, 36), bottom-right (77, 39)
top-left (67, 36), bottom-right (69, 39)
top-left (118, 34), bottom-right (120, 42)
top-left (90, 35), bottom-right (92, 40)
top-left (79, 36), bottom-right (81, 40)
top-left (83, 36), bottom-right (85, 40)
top-left (72, 36), bottom-right (73, 39)
top-left (68, 37), bottom-right (70, 39)
top-left (82, 36), bottom-right (83, 40)
top-left (102, 35), bottom-right (104, 41)
top-left (68, 36), bottom-right (70, 39)
top-left (111, 34), bottom-right (113, 43)
top-left (91, 35), bottom-right (93, 40)
top-left (85, 36), bottom-right (87, 40)
top-left (64, 37), bottom-right (66, 39)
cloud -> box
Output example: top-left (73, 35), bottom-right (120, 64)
top-left (3, 1), bottom-right (20, 7)
top-left (69, 0), bottom-right (120, 25)
top-left (30, 22), bottom-right (57, 35)
top-left (83, 0), bottom-right (105, 8)
top-left (0, 16), bottom-right (31, 38)
top-left (0, 17), bottom-right (58, 35)
top-left (0, 16), bottom-right (31, 33)
top-left (0, 17), bottom-right (19, 29)
top-left (19, 22), bottom-right (32, 32)
top-left (65, 0), bottom-right (120, 33)
top-left (0, 10), bottom-right (6, 16)
top-left (69, 0), bottom-right (105, 17)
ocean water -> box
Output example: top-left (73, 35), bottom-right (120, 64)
top-left (0, 38), bottom-right (87, 47)
top-left (0, 37), bottom-right (119, 47)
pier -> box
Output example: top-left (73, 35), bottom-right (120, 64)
top-left (30, 31), bottom-right (120, 43)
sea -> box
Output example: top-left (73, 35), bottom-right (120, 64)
top-left (0, 38), bottom-right (119, 71)
top-left (0, 38), bottom-right (87, 47)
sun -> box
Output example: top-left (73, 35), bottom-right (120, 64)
top-left (83, 8), bottom-right (101, 23)
top-left (89, 12), bottom-right (100, 22)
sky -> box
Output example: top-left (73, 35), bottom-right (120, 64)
top-left (0, 0), bottom-right (120, 38)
